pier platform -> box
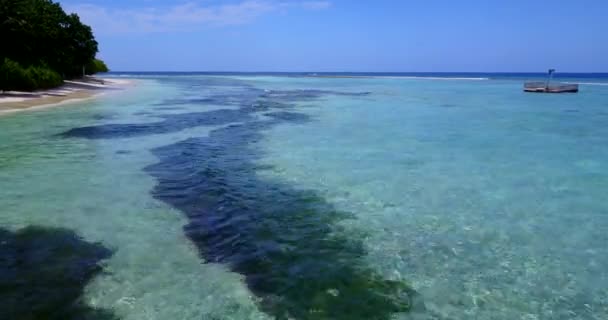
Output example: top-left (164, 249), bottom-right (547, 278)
top-left (524, 82), bottom-right (579, 93)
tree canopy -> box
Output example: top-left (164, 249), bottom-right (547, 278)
top-left (0, 0), bottom-right (108, 90)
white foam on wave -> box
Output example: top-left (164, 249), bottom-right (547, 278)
top-left (372, 76), bottom-right (490, 81)
top-left (565, 81), bottom-right (608, 86)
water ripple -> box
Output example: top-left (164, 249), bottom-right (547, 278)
top-left (63, 78), bottom-right (416, 319)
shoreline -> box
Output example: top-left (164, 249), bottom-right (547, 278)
top-left (0, 78), bottom-right (134, 116)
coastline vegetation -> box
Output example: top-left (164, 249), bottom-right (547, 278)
top-left (0, 0), bottom-right (108, 91)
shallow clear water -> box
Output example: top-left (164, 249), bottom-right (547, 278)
top-left (1, 75), bottom-right (608, 320)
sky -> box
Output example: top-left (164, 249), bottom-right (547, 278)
top-left (60, 0), bottom-right (608, 72)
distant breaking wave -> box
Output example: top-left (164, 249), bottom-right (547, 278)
top-left (565, 82), bottom-right (608, 86)
top-left (303, 75), bottom-right (490, 81)
top-left (104, 73), bottom-right (608, 84)
top-left (372, 76), bottom-right (490, 81)
top-left (106, 72), bottom-right (491, 81)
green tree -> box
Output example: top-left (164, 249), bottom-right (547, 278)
top-left (86, 59), bottom-right (109, 75)
top-left (0, 0), bottom-right (107, 90)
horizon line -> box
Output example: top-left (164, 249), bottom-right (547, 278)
top-left (104, 71), bottom-right (608, 74)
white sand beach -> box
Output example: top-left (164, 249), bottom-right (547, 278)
top-left (0, 77), bottom-right (133, 116)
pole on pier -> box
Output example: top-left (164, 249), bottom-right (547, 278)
top-left (546, 69), bottom-right (555, 89)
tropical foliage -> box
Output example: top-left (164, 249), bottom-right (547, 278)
top-left (0, 58), bottom-right (62, 91)
top-left (86, 59), bottom-right (109, 75)
top-left (0, 0), bottom-right (108, 90)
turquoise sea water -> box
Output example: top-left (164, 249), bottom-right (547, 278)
top-left (1, 74), bottom-right (608, 319)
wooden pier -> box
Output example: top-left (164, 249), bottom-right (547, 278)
top-left (524, 82), bottom-right (579, 93)
top-left (523, 69), bottom-right (579, 93)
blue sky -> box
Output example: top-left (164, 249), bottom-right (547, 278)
top-left (61, 0), bottom-right (608, 72)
